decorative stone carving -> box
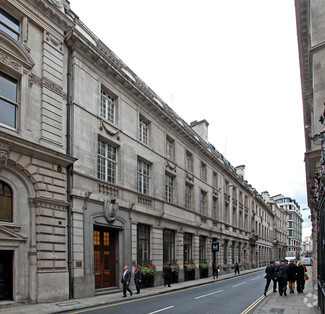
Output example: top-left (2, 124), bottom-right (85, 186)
top-left (0, 52), bottom-right (20, 72)
top-left (104, 199), bottom-right (119, 222)
top-left (0, 143), bottom-right (10, 165)
top-left (166, 160), bottom-right (176, 172)
top-left (45, 31), bottom-right (63, 51)
top-left (99, 120), bottom-right (120, 139)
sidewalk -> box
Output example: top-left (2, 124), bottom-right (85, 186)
top-left (0, 267), bottom-right (320, 313)
top-left (253, 270), bottom-right (320, 314)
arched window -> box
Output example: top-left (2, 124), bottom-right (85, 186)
top-left (0, 181), bottom-right (12, 221)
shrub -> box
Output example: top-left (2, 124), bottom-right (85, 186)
top-left (140, 264), bottom-right (156, 277)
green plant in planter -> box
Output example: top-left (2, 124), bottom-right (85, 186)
top-left (140, 264), bottom-right (157, 277)
top-left (184, 263), bottom-right (196, 271)
top-left (171, 264), bottom-right (180, 273)
top-left (199, 262), bottom-right (210, 270)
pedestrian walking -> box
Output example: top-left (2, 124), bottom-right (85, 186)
top-left (296, 261), bottom-right (307, 293)
top-left (163, 263), bottom-right (172, 287)
top-left (275, 260), bottom-right (289, 296)
top-left (134, 265), bottom-right (142, 294)
top-left (212, 262), bottom-right (218, 279)
top-left (264, 261), bottom-right (277, 296)
top-left (287, 259), bottom-right (298, 294)
top-left (234, 262), bottom-right (240, 275)
top-left (121, 265), bottom-right (133, 297)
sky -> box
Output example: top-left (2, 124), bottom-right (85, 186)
top-left (68, 0), bottom-right (311, 239)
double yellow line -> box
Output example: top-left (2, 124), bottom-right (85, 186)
top-left (241, 290), bottom-right (272, 314)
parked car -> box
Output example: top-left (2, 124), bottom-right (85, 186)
top-left (301, 257), bottom-right (312, 266)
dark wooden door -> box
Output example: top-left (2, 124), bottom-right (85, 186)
top-left (0, 250), bottom-right (13, 300)
top-left (94, 228), bottom-right (115, 289)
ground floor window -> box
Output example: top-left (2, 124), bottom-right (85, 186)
top-left (137, 224), bottom-right (150, 264)
top-left (184, 233), bottom-right (192, 263)
top-left (163, 229), bottom-right (175, 263)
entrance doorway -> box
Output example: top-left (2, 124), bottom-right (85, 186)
top-left (0, 250), bottom-right (13, 300)
top-left (94, 227), bottom-right (116, 289)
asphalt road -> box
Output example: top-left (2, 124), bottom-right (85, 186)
top-left (70, 270), bottom-right (266, 314)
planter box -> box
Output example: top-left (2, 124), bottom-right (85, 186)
top-left (200, 268), bottom-right (209, 278)
top-left (184, 269), bottom-right (195, 281)
top-left (140, 275), bottom-right (154, 288)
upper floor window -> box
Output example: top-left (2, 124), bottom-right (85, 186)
top-left (0, 72), bottom-right (18, 129)
top-left (185, 183), bottom-right (192, 210)
top-left (139, 117), bottom-right (149, 144)
top-left (200, 162), bottom-right (207, 181)
top-left (97, 139), bottom-right (117, 183)
top-left (212, 172), bottom-right (218, 188)
top-left (200, 190), bottom-right (206, 215)
top-left (166, 136), bottom-right (174, 160)
top-left (0, 181), bottom-right (12, 221)
top-left (185, 150), bottom-right (193, 172)
top-left (137, 159), bottom-right (150, 195)
top-left (100, 90), bottom-right (115, 123)
top-left (0, 8), bottom-right (19, 40)
top-left (212, 197), bottom-right (217, 220)
top-left (165, 174), bottom-right (174, 203)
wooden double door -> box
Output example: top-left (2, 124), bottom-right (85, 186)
top-left (94, 227), bottom-right (116, 289)
top-left (0, 250), bottom-right (13, 300)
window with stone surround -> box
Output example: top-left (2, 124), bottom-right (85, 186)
top-left (100, 90), bottom-right (116, 123)
top-left (0, 8), bottom-right (19, 40)
top-left (185, 183), bottom-right (192, 210)
top-left (165, 174), bottom-right (174, 203)
top-left (137, 159), bottom-right (150, 195)
top-left (0, 71), bottom-right (18, 129)
top-left (200, 162), bottom-right (207, 181)
top-left (163, 229), bottom-right (175, 264)
top-left (137, 224), bottom-right (150, 265)
top-left (166, 136), bottom-right (174, 160)
top-left (200, 190), bottom-right (207, 215)
top-left (139, 116), bottom-right (149, 145)
top-left (185, 150), bottom-right (193, 172)
top-left (97, 139), bottom-right (117, 183)
top-left (0, 181), bottom-right (12, 221)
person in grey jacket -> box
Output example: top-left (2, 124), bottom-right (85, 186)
top-left (264, 261), bottom-right (277, 296)
top-left (134, 265), bottom-right (142, 294)
top-left (121, 265), bottom-right (133, 297)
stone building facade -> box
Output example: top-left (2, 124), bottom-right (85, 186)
top-left (296, 0), bottom-right (325, 311)
top-left (0, 0), bottom-right (290, 303)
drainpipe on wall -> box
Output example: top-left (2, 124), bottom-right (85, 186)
top-left (66, 46), bottom-right (73, 299)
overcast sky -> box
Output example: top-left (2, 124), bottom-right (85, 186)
top-left (69, 0), bottom-right (311, 239)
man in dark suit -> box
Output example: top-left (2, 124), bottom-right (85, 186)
top-left (163, 264), bottom-right (172, 287)
top-left (134, 265), bottom-right (142, 294)
top-left (121, 265), bottom-right (133, 297)
top-left (276, 260), bottom-right (289, 296)
top-left (264, 261), bottom-right (277, 296)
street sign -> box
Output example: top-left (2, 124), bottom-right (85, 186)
top-left (212, 242), bottom-right (219, 252)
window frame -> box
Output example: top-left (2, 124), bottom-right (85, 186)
top-left (0, 181), bottom-right (13, 222)
top-left (185, 183), bottom-right (192, 210)
top-left (163, 229), bottom-right (175, 264)
top-left (200, 190), bottom-right (207, 216)
top-left (137, 159), bottom-right (150, 195)
top-left (137, 224), bottom-right (150, 265)
top-left (0, 8), bottom-right (20, 40)
top-left (165, 174), bottom-right (174, 203)
top-left (100, 89), bottom-right (116, 124)
top-left (139, 116), bottom-right (149, 145)
top-left (97, 139), bottom-right (117, 183)
top-left (0, 71), bottom-right (18, 129)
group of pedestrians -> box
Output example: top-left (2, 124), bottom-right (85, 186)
top-left (121, 265), bottom-right (142, 297)
top-left (264, 259), bottom-right (308, 297)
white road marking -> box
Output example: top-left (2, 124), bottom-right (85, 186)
top-left (148, 306), bottom-right (174, 313)
top-left (195, 289), bottom-right (223, 299)
top-left (251, 276), bottom-right (261, 281)
top-left (232, 282), bottom-right (246, 287)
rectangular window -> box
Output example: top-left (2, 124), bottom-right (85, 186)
top-left (212, 172), bottom-right (218, 188)
top-left (184, 233), bottom-right (192, 264)
top-left (0, 8), bottom-right (19, 40)
top-left (0, 72), bottom-right (18, 129)
top-left (165, 174), bottom-right (174, 203)
top-left (163, 229), bottom-right (175, 264)
top-left (200, 162), bottom-right (207, 181)
top-left (166, 136), bottom-right (174, 160)
top-left (200, 190), bottom-right (206, 215)
top-left (185, 183), bottom-right (192, 210)
top-left (137, 224), bottom-right (150, 265)
top-left (139, 117), bottom-right (149, 144)
top-left (100, 90), bottom-right (115, 123)
top-left (97, 139), bottom-right (117, 183)
top-left (223, 240), bottom-right (228, 264)
top-left (185, 151), bottom-right (193, 172)
top-left (199, 236), bottom-right (206, 261)
top-left (137, 159), bottom-right (150, 194)
top-left (212, 197), bottom-right (217, 220)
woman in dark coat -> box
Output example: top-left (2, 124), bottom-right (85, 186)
top-left (287, 259), bottom-right (298, 294)
top-left (296, 261), bottom-right (306, 293)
